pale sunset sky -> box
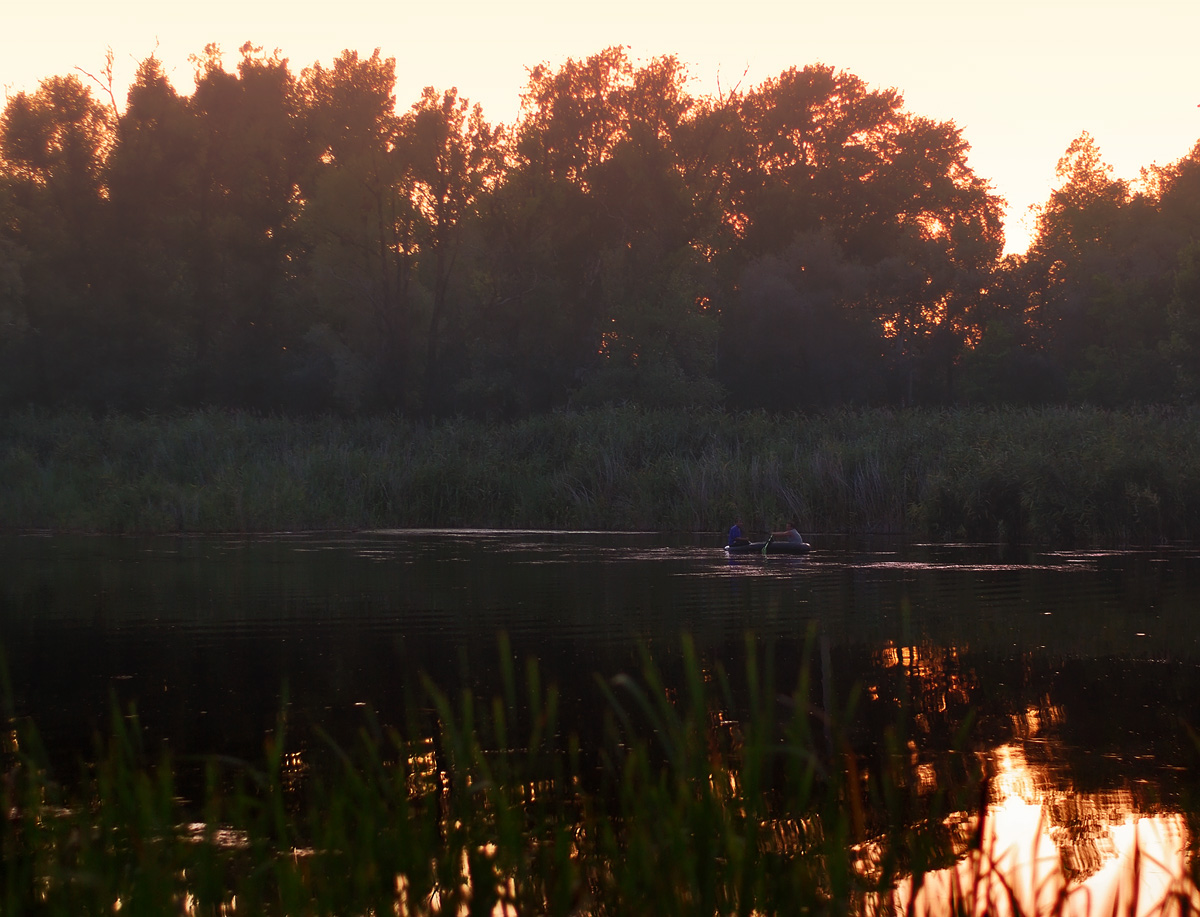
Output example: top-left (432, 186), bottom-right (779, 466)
top-left (2, 0), bottom-right (1197, 254)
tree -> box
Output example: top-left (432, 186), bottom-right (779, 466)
top-left (476, 47), bottom-right (719, 411)
top-left (514, 46), bottom-right (689, 185)
top-left (723, 232), bottom-right (877, 409)
top-left (1021, 132), bottom-right (1177, 404)
top-left (296, 48), bottom-right (406, 410)
top-left (959, 254), bottom-right (1066, 405)
top-left (396, 86), bottom-right (503, 410)
top-left (726, 65), bottom-right (906, 259)
top-left (715, 65), bottom-right (1004, 406)
top-left (1164, 240), bottom-right (1200, 399)
top-left (1033, 132), bottom-right (1128, 263)
top-left (186, 43), bottom-right (307, 406)
top-left (0, 183), bottom-right (30, 403)
top-left (0, 74), bottom-right (113, 403)
top-left (101, 56), bottom-right (204, 405)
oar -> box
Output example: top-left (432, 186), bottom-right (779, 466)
top-left (761, 533), bottom-right (773, 556)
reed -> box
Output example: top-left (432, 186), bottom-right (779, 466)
top-left (3, 405), bottom-right (1199, 543)
top-left (5, 636), bottom-right (1195, 915)
top-left (0, 636), bottom-right (991, 915)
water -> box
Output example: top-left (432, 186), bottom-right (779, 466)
top-left (4, 530), bottom-right (1200, 901)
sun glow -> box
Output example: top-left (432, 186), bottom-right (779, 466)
top-left (895, 744), bottom-right (1199, 917)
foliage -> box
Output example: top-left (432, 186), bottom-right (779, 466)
top-left (0, 45), bottom-right (1010, 416)
top-left (715, 65), bottom-right (1005, 408)
top-left (987, 134), bottom-right (1200, 407)
top-left (4, 47), bottom-right (1200, 413)
top-left (8, 631), bottom-right (1200, 915)
top-left (3, 406), bottom-right (1199, 544)
top-left (0, 637), bottom-right (992, 915)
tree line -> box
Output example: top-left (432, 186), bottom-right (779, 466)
top-left (1, 43), bottom-right (1198, 415)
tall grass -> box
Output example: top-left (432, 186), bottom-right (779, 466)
top-left (5, 637), bottom-right (1197, 915)
top-left (0, 636), bottom-right (986, 915)
top-left (3, 406), bottom-right (1198, 542)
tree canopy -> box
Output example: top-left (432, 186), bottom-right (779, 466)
top-left (2, 45), bottom-right (1197, 414)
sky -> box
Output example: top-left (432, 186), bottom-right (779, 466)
top-left (2, 0), bottom-right (1198, 255)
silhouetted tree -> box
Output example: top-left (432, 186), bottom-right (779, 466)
top-left (295, 48), bottom-right (407, 410)
top-left (473, 47), bottom-right (719, 412)
top-left (102, 56), bottom-right (204, 406)
top-left (397, 86), bottom-right (503, 411)
top-left (186, 43), bottom-right (307, 407)
top-left (11, 43), bottom-right (1199, 415)
top-left (1022, 132), bottom-right (1176, 404)
top-left (0, 74), bottom-right (113, 404)
top-left (724, 232), bottom-right (877, 409)
top-left (716, 65), bottom-right (1004, 406)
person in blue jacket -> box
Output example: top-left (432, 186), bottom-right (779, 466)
top-left (727, 521), bottom-right (749, 547)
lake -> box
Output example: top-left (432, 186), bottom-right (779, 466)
top-left (3, 530), bottom-right (1199, 908)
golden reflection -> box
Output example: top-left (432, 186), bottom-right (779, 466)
top-left (1011, 703), bottom-right (1064, 741)
top-left (878, 642), bottom-right (901, 668)
top-left (862, 642), bottom-right (1197, 915)
top-left (406, 735), bottom-right (441, 799)
top-left (916, 761), bottom-right (938, 794)
top-left (280, 748), bottom-right (308, 797)
top-left (252, 644), bottom-right (1193, 917)
top-left (872, 640), bottom-right (976, 715)
top-left (894, 743), bottom-right (1199, 916)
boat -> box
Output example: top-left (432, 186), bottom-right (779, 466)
top-left (724, 536), bottom-right (811, 556)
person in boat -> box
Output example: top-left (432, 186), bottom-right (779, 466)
top-left (727, 521), bottom-right (750, 547)
top-left (772, 521), bottom-right (805, 543)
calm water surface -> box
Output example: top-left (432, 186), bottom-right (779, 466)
top-left (4, 530), bottom-right (1200, 900)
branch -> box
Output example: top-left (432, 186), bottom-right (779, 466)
top-left (76, 47), bottom-right (120, 125)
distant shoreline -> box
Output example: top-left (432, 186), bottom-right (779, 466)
top-left (3, 406), bottom-right (1197, 545)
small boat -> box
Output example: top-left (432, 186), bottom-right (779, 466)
top-left (724, 536), bottom-right (811, 556)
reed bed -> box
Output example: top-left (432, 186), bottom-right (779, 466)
top-left (4, 637), bottom-right (1197, 915)
top-left (2, 406), bottom-right (1198, 543)
top-left (0, 638), bottom-right (1008, 915)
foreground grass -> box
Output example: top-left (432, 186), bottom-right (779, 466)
top-left (2, 406), bottom-right (1199, 543)
top-left (4, 637), bottom-right (1198, 916)
top-left (0, 638), bottom-right (1001, 915)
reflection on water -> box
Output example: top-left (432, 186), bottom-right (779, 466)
top-left (898, 743), bottom-right (1198, 916)
top-left (3, 530), bottom-right (1200, 911)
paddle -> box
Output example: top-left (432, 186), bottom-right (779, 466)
top-left (761, 533), bottom-right (773, 556)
